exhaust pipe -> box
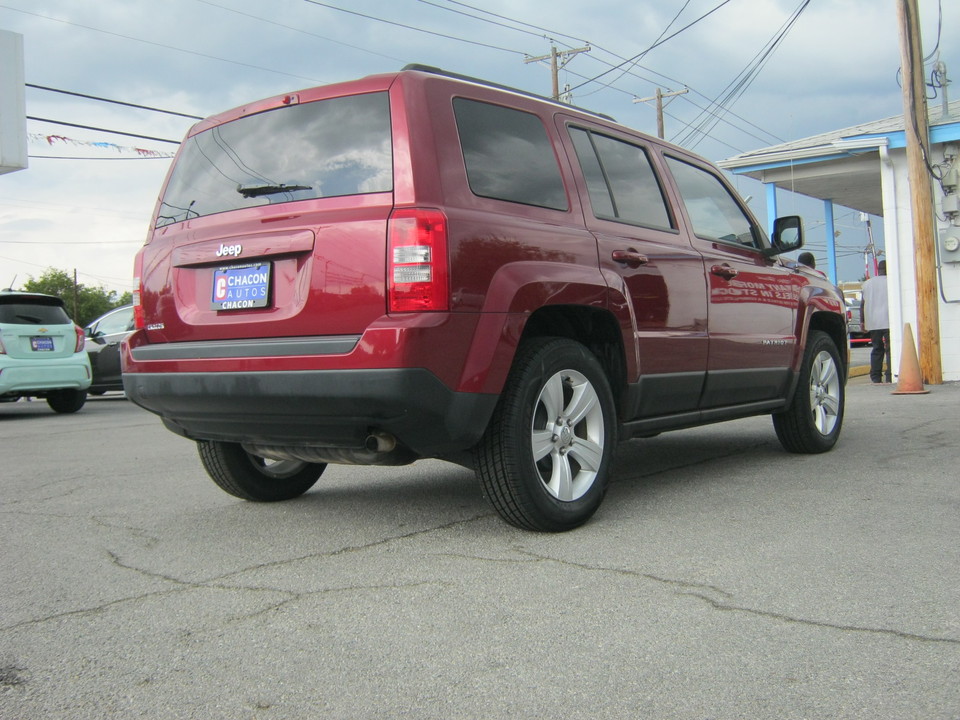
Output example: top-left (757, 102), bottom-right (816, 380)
top-left (365, 431), bottom-right (397, 453)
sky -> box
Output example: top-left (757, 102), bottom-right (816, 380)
top-left (0, 0), bottom-right (957, 294)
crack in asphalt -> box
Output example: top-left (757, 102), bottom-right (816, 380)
top-left (682, 591), bottom-right (960, 645)
top-left (5, 507), bottom-right (957, 649)
top-left (515, 549), bottom-right (960, 646)
top-left (514, 548), bottom-right (734, 598)
top-left (0, 513), bottom-right (489, 634)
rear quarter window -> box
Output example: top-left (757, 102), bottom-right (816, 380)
top-left (156, 92), bottom-right (393, 227)
top-left (453, 98), bottom-right (568, 211)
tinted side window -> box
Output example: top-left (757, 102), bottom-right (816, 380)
top-left (453, 98), bottom-right (567, 210)
top-left (666, 157), bottom-right (758, 247)
top-left (157, 92), bottom-right (393, 227)
top-left (569, 127), bottom-right (673, 230)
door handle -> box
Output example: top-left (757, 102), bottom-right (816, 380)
top-left (612, 249), bottom-right (649, 268)
top-left (710, 263), bottom-right (738, 280)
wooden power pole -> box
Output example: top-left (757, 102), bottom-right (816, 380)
top-left (896, 0), bottom-right (943, 384)
top-left (524, 45), bottom-right (591, 101)
top-left (633, 87), bottom-right (688, 139)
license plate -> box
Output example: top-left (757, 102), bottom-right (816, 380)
top-left (211, 263), bottom-right (271, 311)
top-left (31, 336), bottom-right (55, 351)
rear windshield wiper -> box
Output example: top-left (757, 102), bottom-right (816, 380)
top-left (237, 183), bottom-right (310, 198)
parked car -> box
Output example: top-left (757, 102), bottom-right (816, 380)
top-left (0, 290), bottom-right (91, 413)
top-left (84, 305), bottom-right (134, 394)
top-left (844, 296), bottom-right (869, 345)
top-left (122, 65), bottom-right (848, 531)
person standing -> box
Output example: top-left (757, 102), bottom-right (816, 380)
top-left (860, 260), bottom-right (891, 384)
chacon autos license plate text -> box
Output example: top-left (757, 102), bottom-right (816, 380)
top-left (211, 263), bottom-right (271, 311)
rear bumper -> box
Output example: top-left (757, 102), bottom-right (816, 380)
top-left (122, 367), bottom-right (497, 459)
top-left (0, 358), bottom-right (92, 395)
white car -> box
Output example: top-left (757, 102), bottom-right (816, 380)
top-left (0, 291), bottom-right (91, 413)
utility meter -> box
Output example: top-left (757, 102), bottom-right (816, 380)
top-left (942, 228), bottom-right (960, 261)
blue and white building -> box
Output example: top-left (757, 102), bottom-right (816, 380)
top-left (721, 98), bottom-right (960, 383)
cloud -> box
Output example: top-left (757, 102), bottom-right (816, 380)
top-left (0, 0), bottom-right (956, 288)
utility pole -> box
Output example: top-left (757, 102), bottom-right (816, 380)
top-left (633, 87), bottom-right (688, 139)
top-left (524, 45), bottom-right (591, 101)
top-left (72, 268), bottom-right (79, 322)
top-left (896, 0), bottom-right (943, 384)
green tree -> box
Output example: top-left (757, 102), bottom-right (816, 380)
top-left (21, 268), bottom-right (130, 327)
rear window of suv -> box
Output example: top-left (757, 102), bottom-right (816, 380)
top-left (156, 92), bottom-right (393, 227)
top-left (0, 296), bottom-right (71, 325)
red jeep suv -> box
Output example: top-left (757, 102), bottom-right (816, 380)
top-left (122, 66), bottom-right (847, 531)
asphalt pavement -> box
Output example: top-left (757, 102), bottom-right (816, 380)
top-left (1, 372), bottom-right (957, 720)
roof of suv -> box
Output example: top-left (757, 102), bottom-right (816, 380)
top-left (401, 64), bottom-right (617, 122)
top-left (187, 64), bottom-right (620, 141)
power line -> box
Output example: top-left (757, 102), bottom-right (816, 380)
top-left (566, 0), bottom-right (735, 93)
top-left (0, 3), bottom-right (326, 84)
top-left (674, 0), bottom-right (810, 149)
top-left (434, 0), bottom-right (591, 47)
top-left (26, 117), bottom-right (181, 145)
top-left (0, 239), bottom-right (140, 245)
top-left (301, 0), bottom-right (527, 56)
top-left (193, 0), bottom-right (406, 65)
top-left (922, 0), bottom-right (942, 62)
top-left (28, 155), bottom-right (173, 161)
top-left (440, 1), bottom-right (784, 148)
top-left (0, 253), bottom-right (136, 287)
top-left (588, 53), bottom-right (786, 146)
top-left (21, 0), bottom-right (777, 154)
top-left (414, 0), bottom-right (550, 42)
top-left (26, 84), bottom-right (203, 120)
top-left (9, 0), bottom-right (792, 163)
top-left (579, 0), bottom-right (693, 98)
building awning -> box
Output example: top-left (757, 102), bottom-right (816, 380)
top-left (718, 99), bottom-right (960, 217)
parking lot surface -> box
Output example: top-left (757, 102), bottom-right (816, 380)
top-left (1, 378), bottom-right (958, 719)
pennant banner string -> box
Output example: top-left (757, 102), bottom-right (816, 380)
top-left (28, 133), bottom-right (176, 158)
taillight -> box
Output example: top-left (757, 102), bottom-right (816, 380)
top-left (132, 251), bottom-right (145, 330)
top-left (388, 208), bottom-right (449, 313)
top-left (74, 325), bottom-right (85, 353)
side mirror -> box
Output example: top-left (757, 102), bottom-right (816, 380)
top-left (765, 215), bottom-right (803, 257)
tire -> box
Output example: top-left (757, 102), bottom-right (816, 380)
top-left (197, 441), bottom-right (326, 502)
top-left (475, 337), bottom-right (617, 532)
top-left (46, 389), bottom-right (87, 413)
top-left (773, 330), bottom-right (845, 453)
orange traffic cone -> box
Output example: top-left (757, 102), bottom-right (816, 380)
top-left (891, 323), bottom-right (929, 395)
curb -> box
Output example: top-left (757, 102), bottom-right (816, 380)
top-left (849, 364), bottom-right (870, 378)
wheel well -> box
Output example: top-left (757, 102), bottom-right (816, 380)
top-left (809, 310), bottom-right (848, 374)
top-left (519, 305), bottom-right (626, 412)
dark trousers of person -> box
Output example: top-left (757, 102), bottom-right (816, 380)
top-left (869, 329), bottom-right (891, 383)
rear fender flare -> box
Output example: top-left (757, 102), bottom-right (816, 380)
top-left (456, 262), bottom-right (635, 394)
